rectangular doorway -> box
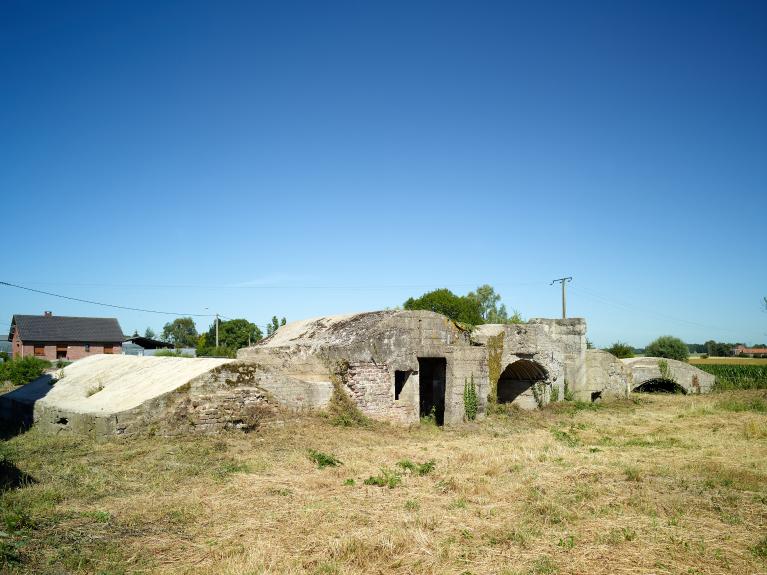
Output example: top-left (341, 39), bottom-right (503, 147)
top-left (418, 357), bottom-right (446, 425)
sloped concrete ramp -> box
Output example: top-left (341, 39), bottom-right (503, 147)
top-left (1, 355), bottom-right (233, 436)
top-left (621, 357), bottom-right (714, 394)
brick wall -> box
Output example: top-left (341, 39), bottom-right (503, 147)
top-left (18, 342), bottom-right (122, 361)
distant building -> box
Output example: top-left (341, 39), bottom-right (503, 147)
top-left (732, 345), bottom-right (767, 358)
top-left (7, 312), bottom-right (124, 360)
top-left (122, 336), bottom-right (176, 356)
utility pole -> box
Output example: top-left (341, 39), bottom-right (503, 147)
top-left (550, 277), bottom-right (572, 319)
top-left (215, 313), bottom-right (219, 348)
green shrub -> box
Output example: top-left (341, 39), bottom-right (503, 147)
top-left (396, 459), bottom-right (436, 476)
top-left (364, 468), bottom-right (402, 489)
top-left (605, 342), bottom-right (635, 359)
top-left (0, 356), bottom-right (51, 386)
top-left (308, 449), bottom-right (342, 469)
top-left (644, 336), bottom-right (689, 362)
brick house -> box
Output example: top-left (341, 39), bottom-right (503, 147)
top-left (732, 345), bottom-right (767, 358)
top-left (8, 312), bottom-right (124, 361)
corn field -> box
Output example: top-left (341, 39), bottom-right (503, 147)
top-left (695, 363), bottom-right (767, 390)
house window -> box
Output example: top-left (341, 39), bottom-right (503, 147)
top-left (84, 344), bottom-right (90, 352)
top-left (34, 345), bottom-right (45, 357)
top-left (103, 345), bottom-right (113, 354)
top-left (56, 346), bottom-right (67, 359)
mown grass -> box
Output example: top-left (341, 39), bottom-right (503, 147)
top-left (0, 391), bottom-right (765, 574)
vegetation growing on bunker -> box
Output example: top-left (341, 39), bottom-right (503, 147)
top-left (487, 333), bottom-right (504, 406)
top-left (325, 361), bottom-right (369, 427)
top-left (463, 374), bottom-right (478, 421)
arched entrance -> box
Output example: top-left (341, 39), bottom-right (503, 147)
top-left (497, 359), bottom-right (548, 409)
top-left (632, 379), bottom-right (687, 394)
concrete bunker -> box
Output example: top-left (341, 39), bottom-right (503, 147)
top-left (497, 359), bottom-right (548, 408)
top-left (621, 357), bottom-right (714, 395)
top-left (2, 311), bottom-right (596, 438)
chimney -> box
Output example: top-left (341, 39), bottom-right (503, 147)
top-left (44, 311), bottom-right (53, 317)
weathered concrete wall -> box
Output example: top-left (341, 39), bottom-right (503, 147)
top-left (582, 350), bottom-right (632, 401)
top-left (238, 310), bottom-right (488, 425)
top-left (621, 357), bottom-right (715, 394)
top-left (471, 319), bottom-right (586, 409)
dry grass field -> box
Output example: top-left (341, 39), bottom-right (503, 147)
top-left (690, 357), bottom-right (767, 366)
top-left (1, 391), bottom-right (766, 575)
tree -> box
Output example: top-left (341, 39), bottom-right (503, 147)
top-left (605, 341), bottom-right (634, 359)
top-left (161, 317), bottom-right (198, 348)
top-left (645, 336), bottom-right (689, 362)
top-left (144, 327), bottom-right (156, 339)
top-left (197, 318), bottom-right (263, 356)
top-left (466, 284), bottom-right (522, 324)
top-left (404, 288), bottom-right (484, 325)
top-left (267, 316), bottom-right (287, 336)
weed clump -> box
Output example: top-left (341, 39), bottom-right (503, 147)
top-left (396, 459), bottom-right (436, 476)
top-left (308, 449), bottom-right (342, 469)
top-left (364, 468), bottom-right (401, 488)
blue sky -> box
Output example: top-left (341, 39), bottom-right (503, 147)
top-left (1, 0), bottom-right (765, 347)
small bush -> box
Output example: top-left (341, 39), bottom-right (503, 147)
top-left (396, 459), bottom-right (436, 476)
top-left (364, 468), bottom-right (401, 488)
top-left (308, 449), bottom-right (342, 469)
top-left (605, 342), bottom-right (635, 359)
top-left (0, 356), bottom-right (51, 386)
top-left (645, 336), bottom-right (689, 362)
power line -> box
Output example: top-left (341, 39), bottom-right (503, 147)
top-left (5, 280), bottom-right (550, 290)
top-left (0, 281), bottom-right (215, 318)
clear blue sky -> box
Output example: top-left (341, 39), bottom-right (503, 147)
top-left (1, 0), bottom-right (765, 347)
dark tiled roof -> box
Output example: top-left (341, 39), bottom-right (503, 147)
top-left (122, 336), bottom-right (173, 349)
top-left (9, 315), bottom-right (124, 343)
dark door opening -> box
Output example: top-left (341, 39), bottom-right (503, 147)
top-left (497, 359), bottom-right (548, 406)
top-left (418, 357), bottom-right (446, 425)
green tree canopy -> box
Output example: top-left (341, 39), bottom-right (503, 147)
top-left (144, 327), bottom-right (156, 339)
top-left (267, 316), bottom-right (287, 336)
top-left (466, 284), bottom-right (522, 324)
top-left (605, 341), bottom-right (634, 359)
top-left (645, 335), bottom-right (689, 362)
top-left (404, 288), bottom-right (484, 325)
top-left (161, 317), bottom-right (199, 348)
top-left (199, 318), bottom-right (263, 355)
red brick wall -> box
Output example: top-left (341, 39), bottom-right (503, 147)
top-left (16, 340), bottom-right (122, 361)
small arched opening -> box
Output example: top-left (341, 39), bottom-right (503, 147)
top-left (497, 359), bottom-right (548, 408)
top-left (633, 379), bottom-right (687, 394)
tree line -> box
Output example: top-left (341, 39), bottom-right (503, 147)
top-left (152, 315), bottom-right (286, 357)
